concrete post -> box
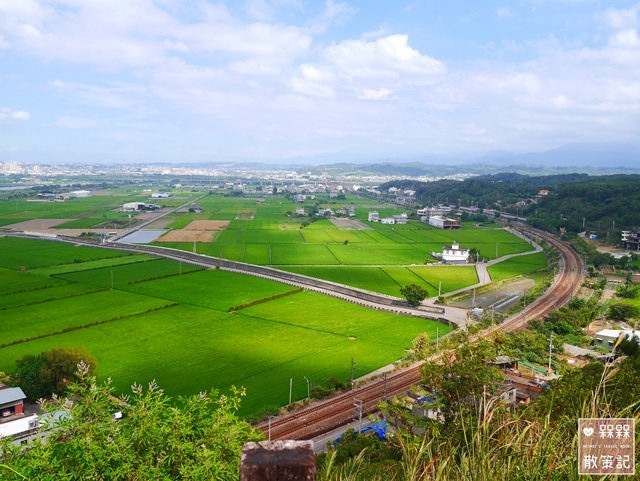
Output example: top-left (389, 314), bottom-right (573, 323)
top-left (240, 440), bottom-right (316, 481)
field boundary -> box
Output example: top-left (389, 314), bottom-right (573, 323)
top-left (0, 303), bottom-right (180, 349)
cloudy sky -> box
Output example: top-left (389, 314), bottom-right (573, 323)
top-left (1, 1), bottom-right (640, 164)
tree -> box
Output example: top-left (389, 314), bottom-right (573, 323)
top-left (608, 303), bottom-right (640, 322)
top-left (0, 368), bottom-right (263, 480)
top-left (12, 347), bottom-right (97, 400)
top-left (419, 339), bottom-right (504, 426)
top-left (400, 284), bottom-right (428, 307)
top-left (13, 354), bottom-right (48, 400)
top-left (411, 332), bottom-right (431, 359)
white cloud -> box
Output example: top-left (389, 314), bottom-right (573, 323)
top-left (496, 7), bottom-right (514, 18)
top-left (0, 35), bottom-right (10, 48)
top-left (609, 29), bottom-right (640, 49)
top-left (54, 116), bottom-right (102, 129)
top-left (359, 88), bottom-right (393, 100)
top-left (306, 0), bottom-right (357, 34)
top-left (287, 34), bottom-right (444, 102)
top-left (604, 3), bottom-right (640, 29)
top-left (0, 108), bottom-right (30, 121)
top-left (48, 80), bottom-right (145, 110)
top-left (323, 34), bottom-right (445, 79)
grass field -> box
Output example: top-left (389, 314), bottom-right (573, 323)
top-left (0, 237), bottom-right (450, 415)
top-left (487, 252), bottom-right (549, 282)
top-left (280, 265), bottom-right (478, 298)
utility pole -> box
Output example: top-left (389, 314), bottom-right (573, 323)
top-left (304, 376), bottom-right (310, 400)
top-left (354, 398), bottom-right (363, 434)
top-left (548, 334), bottom-right (554, 375)
top-left (268, 416), bottom-right (276, 442)
top-left (438, 281), bottom-right (442, 297)
top-left (350, 358), bottom-right (355, 390)
top-left (289, 378), bottom-right (293, 405)
top-left (383, 373), bottom-right (387, 401)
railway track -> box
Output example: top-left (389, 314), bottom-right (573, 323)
top-left (258, 229), bottom-right (584, 440)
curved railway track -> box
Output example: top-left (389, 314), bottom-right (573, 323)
top-left (258, 229), bottom-right (584, 440)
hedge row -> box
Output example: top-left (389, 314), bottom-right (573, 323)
top-left (0, 287), bottom-right (108, 311)
top-left (2, 282), bottom-right (64, 297)
top-left (228, 288), bottom-right (303, 312)
top-left (127, 267), bottom-right (204, 285)
top-left (0, 303), bottom-right (180, 349)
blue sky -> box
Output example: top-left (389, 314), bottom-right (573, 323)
top-left (1, 1), bottom-right (640, 164)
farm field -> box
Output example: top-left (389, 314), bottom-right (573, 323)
top-left (0, 236), bottom-right (450, 415)
top-left (2, 191), bottom-right (541, 297)
top-left (280, 265), bottom-right (478, 298)
top-left (487, 252), bottom-right (549, 282)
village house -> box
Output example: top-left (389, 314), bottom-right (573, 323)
top-left (432, 241), bottom-right (469, 264)
top-left (427, 215), bottom-right (462, 230)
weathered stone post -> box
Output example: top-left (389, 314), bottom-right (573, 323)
top-left (240, 440), bottom-right (316, 481)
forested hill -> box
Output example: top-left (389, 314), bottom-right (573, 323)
top-left (380, 174), bottom-right (640, 234)
top-left (379, 173), bottom-right (591, 207)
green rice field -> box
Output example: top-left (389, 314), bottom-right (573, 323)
top-left (1, 191), bottom-right (538, 295)
top-left (487, 252), bottom-right (549, 282)
top-left (0, 236), bottom-right (450, 415)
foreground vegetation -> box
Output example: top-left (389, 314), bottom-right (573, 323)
top-left (1, 369), bottom-right (263, 480)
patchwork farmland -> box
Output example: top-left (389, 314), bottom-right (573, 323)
top-left (0, 191), bottom-right (546, 415)
top-left (0, 237), bottom-right (451, 415)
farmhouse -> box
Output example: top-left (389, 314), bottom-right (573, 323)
top-left (622, 230), bottom-right (640, 251)
top-left (122, 202), bottom-right (145, 212)
top-left (593, 329), bottom-right (640, 352)
top-left (417, 206), bottom-right (453, 221)
top-left (150, 192), bottom-right (172, 198)
top-left (393, 213), bottom-right (408, 224)
top-left (380, 217), bottom-right (395, 224)
top-left (122, 202), bottom-right (161, 212)
top-left (428, 215), bottom-right (462, 230)
top-left (65, 190), bottom-right (91, 199)
top-left (0, 387), bottom-right (26, 418)
top-left (368, 211), bottom-right (379, 222)
top-left (437, 241), bottom-right (470, 264)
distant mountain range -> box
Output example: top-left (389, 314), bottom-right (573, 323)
top-left (284, 142), bottom-right (640, 176)
top-left (144, 142), bottom-right (640, 176)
